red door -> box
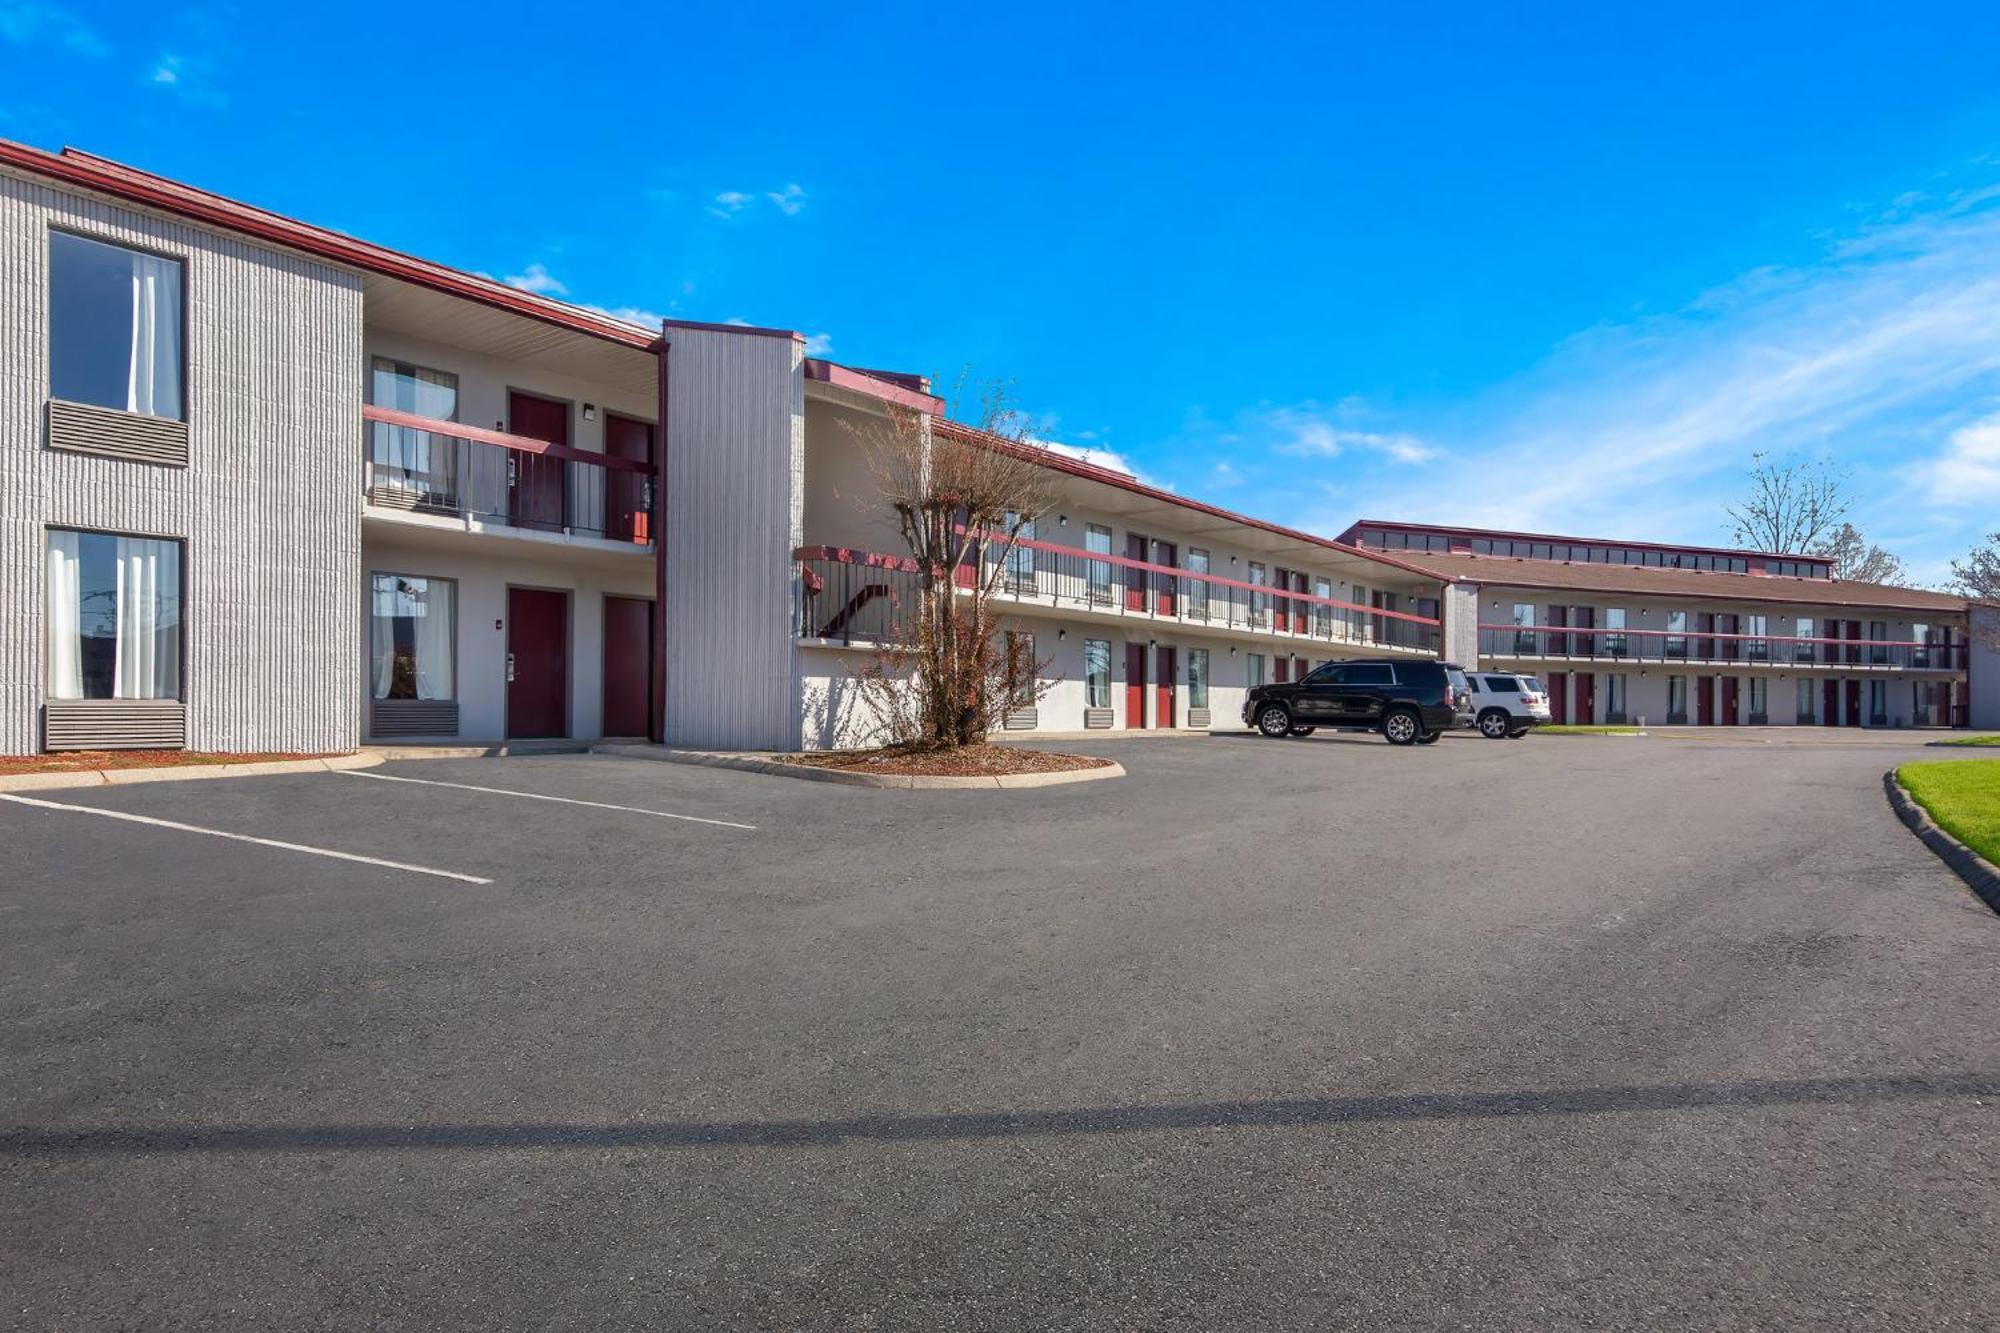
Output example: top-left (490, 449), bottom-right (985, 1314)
top-left (1573, 606), bottom-right (1596, 657)
top-left (1574, 672), bottom-right (1596, 724)
top-left (1721, 676), bottom-right (1740, 725)
top-left (1696, 612), bottom-right (1715, 660)
top-left (1273, 567), bottom-right (1292, 633)
top-left (602, 595), bottom-right (653, 738)
top-left (508, 391), bottom-right (570, 532)
top-left (1822, 679), bottom-right (1839, 726)
top-left (1546, 605), bottom-right (1568, 656)
top-left (1152, 541), bottom-right (1177, 616)
top-left (507, 586), bottom-right (569, 738)
top-left (1697, 676), bottom-right (1715, 725)
top-left (1124, 642), bottom-right (1147, 728)
top-left (1844, 621), bottom-right (1863, 666)
top-left (1718, 615), bottom-right (1740, 662)
top-left (603, 414), bottom-right (654, 543)
top-left (1844, 679), bottom-right (1862, 727)
top-left (1274, 657), bottom-right (1290, 684)
top-left (1155, 646), bottom-right (1177, 728)
top-left (1546, 671), bottom-right (1568, 724)
top-left (1294, 573), bottom-right (1311, 634)
top-left (1125, 535), bottom-right (1149, 612)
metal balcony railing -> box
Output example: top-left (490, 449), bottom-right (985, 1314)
top-left (1478, 625), bottom-right (1968, 670)
top-left (796, 537), bottom-right (1443, 653)
top-left (362, 405), bottom-right (654, 545)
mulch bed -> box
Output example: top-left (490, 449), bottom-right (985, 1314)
top-left (780, 743), bottom-right (1111, 777)
top-left (0, 750), bottom-right (335, 776)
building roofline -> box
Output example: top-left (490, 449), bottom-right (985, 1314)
top-left (1338, 517), bottom-right (1825, 564)
top-left (0, 139), bottom-right (668, 352)
top-left (933, 419), bottom-right (1453, 585)
top-left (803, 358), bottom-right (946, 414)
top-left (1387, 552), bottom-right (1965, 614)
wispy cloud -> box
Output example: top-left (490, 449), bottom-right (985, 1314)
top-left (0, 3), bottom-right (107, 57)
top-left (1927, 411), bottom-right (2000, 506)
top-left (1042, 438), bottom-right (1141, 477)
top-left (147, 50), bottom-right (224, 105)
top-left (503, 263), bottom-right (569, 297)
top-left (709, 184), bottom-right (808, 221)
top-left (803, 331), bottom-right (833, 357)
top-left (1264, 406), bottom-right (1441, 465)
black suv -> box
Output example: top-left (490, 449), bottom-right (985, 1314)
top-left (1242, 659), bottom-right (1474, 746)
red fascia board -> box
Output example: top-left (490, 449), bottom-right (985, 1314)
top-left (362, 404), bottom-right (651, 474)
top-left (0, 141), bottom-right (660, 351)
top-left (1341, 517), bottom-right (1823, 565)
top-left (932, 419), bottom-right (1454, 585)
top-left (803, 358), bottom-right (946, 414)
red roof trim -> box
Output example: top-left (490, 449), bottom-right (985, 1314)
top-left (932, 419), bottom-right (1453, 585)
top-left (803, 358), bottom-right (946, 414)
top-left (0, 140), bottom-right (661, 351)
top-left (1338, 517), bottom-right (1828, 565)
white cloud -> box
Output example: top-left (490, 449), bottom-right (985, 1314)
top-left (708, 190), bottom-right (753, 220)
top-left (1928, 412), bottom-right (2000, 504)
top-left (1040, 438), bottom-right (1140, 477)
top-left (803, 331), bottom-right (833, 357)
top-left (1265, 408), bottom-right (1440, 465)
top-left (503, 263), bottom-right (569, 297)
top-left (0, 4), bottom-right (106, 57)
top-left (710, 185), bottom-right (808, 220)
top-left (586, 304), bottom-right (665, 330)
top-left (767, 183), bottom-right (807, 216)
top-left (146, 50), bottom-right (223, 104)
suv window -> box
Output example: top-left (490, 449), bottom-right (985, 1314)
top-left (1483, 675), bottom-right (1520, 693)
top-left (1346, 664), bottom-right (1393, 686)
top-left (1444, 667), bottom-right (1471, 695)
top-left (1392, 661), bottom-right (1443, 687)
top-left (1300, 663), bottom-right (1343, 686)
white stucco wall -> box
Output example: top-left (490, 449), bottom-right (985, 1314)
top-left (0, 166), bottom-right (364, 754)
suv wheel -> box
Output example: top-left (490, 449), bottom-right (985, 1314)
top-left (1415, 728), bottom-right (1442, 745)
top-left (1288, 725), bottom-right (1316, 737)
top-left (1478, 708), bottom-right (1511, 739)
top-left (1381, 707), bottom-right (1421, 746)
top-left (1256, 704), bottom-right (1293, 738)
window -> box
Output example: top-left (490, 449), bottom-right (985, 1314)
top-left (1185, 547), bottom-right (1210, 618)
top-left (49, 231), bottom-right (185, 420)
top-left (1314, 577), bottom-right (1333, 636)
top-left (1004, 513), bottom-right (1036, 593)
top-left (1249, 562), bottom-right (1268, 627)
top-left (1083, 638), bottom-right (1111, 708)
top-left (47, 529), bottom-right (182, 700)
top-left (370, 573), bottom-right (456, 701)
top-left (1483, 675), bottom-right (1520, 693)
top-left (1604, 608), bottom-right (1627, 656)
top-left (1084, 524), bottom-right (1113, 604)
top-left (1911, 622), bottom-right (1931, 669)
top-left (1605, 673), bottom-right (1628, 719)
top-left (368, 358), bottom-right (460, 498)
top-left (1512, 603), bottom-right (1537, 654)
top-left (1187, 648), bottom-right (1209, 709)
top-left (1247, 653), bottom-right (1266, 687)
top-left (1302, 662), bottom-right (1343, 686)
top-left (1868, 679), bottom-right (1887, 724)
top-left (1868, 620), bottom-right (1887, 665)
top-left (1666, 610), bottom-right (1687, 658)
top-left (1745, 614), bottom-right (1769, 661)
top-left (1748, 677), bottom-right (1767, 719)
top-left (1797, 678), bottom-right (1815, 723)
top-left (1348, 664), bottom-right (1394, 686)
top-left (1795, 616), bottom-right (1816, 663)
top-left (1667, 675), bottom-right (1687, 720)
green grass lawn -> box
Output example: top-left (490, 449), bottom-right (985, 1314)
top-left (1898, 759), bottom-right (2000, 865)
top-left (1535, 724), bottom-right (1645, 736)
top-left (1934, 735), bottom-right (2000, 747)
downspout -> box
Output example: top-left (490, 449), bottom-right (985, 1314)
top-left (651, 333), bottom-right (670, 744)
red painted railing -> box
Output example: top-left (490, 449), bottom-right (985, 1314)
top-left (362, 404), bottom-right (654, 544)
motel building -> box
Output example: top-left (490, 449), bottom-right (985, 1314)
top-left (1, 139), bottom-right (1996, 759)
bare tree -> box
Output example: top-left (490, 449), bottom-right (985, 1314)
top-left (1814, 522), bottom-right (1908, 585)
top-left (844, 373), bottom-right (1059, 749)
top-left (1951, 532), bottom-right (2000, 602)
top-left (1724, 452), bottom-right (1850, 554)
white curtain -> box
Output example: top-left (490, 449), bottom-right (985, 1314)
top-left (112, 538), bottom-right (179, 699)
top-left (126, 253), bottom-right (183, 420)
top-left (370, 360), bottom-right (457, 493)
top-left (370, 576), bottom-right (400, 698)
top-left (45, 531), bottom-right (83, 699)
top-left (413, 580), bottom-right (454, 700)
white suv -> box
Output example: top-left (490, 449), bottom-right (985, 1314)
top-left (1467, 673), bottom-right (1551, 738)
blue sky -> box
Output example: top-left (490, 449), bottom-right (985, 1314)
top-left (7, 3), bottom-right (2000, 581)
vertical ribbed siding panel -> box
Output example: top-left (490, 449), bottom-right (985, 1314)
top-left (0, 169), bottom-right (363, 755)
top-left (661, 328), bottom-right (803, 751)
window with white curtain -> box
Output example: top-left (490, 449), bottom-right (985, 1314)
top-left (1083, 639), bottom-right (1110, 708)
top-left (370, 574), bottom-right (456, 701)
top-left (369, 357), bottom-right (460, 498)
top-left (1187, 648), bottom-right (1209, 709)
top-left (49, 231), bottom-right (185, 420)
top-left (46, 529), bottom-right (182, 700)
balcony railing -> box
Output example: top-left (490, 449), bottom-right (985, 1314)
top-left (361, 404), bottom-right (654, 545)
top-left (796, 537), bottom-right (1443, 653)
top-left (1479, 624), bottom-right (1968, 671)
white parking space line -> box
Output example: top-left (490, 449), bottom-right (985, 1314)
top-left (332, 769), bottom-right (758, 830)
top-left (0, 793), bottom-right (493, 884)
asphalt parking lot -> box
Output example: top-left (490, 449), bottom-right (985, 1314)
top-left (4, 732), bottom-right (1999, 1331)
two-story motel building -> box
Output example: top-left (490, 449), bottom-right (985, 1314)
top-left (1, 139), bottom-right (1992, 758)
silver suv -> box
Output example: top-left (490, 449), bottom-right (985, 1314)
top-left (1466, 673), bottom-right (1550, 739)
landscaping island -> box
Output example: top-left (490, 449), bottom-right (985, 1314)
top-left (781, 744), bottom-right (1113, 778)
top-left (1897, 759), bottom-right (2000, 866)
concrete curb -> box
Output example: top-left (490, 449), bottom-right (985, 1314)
top-left (1884, 770), bottom-right (2000, 915)
top-left (0, 751), bottom-right (384, 793)
top-left (592, 743), bottom-right (1125, 790)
